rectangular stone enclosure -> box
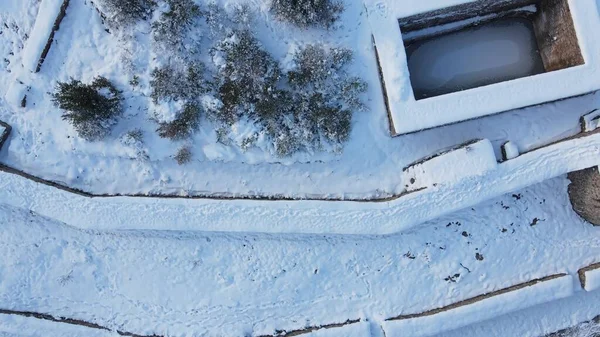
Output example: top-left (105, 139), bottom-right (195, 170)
top-left (367, 0), bottom-right (600, 136)
top-left (400, 0), bottom-right (584, 100)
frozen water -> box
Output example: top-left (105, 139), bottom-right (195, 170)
top-left (406, 18), bottom-right (545, 100)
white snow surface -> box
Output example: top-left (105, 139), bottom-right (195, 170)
top-left (402, 139), bottom-right (497, 191)
top-left (2, 1), bottom-right (600, 336)
top-left (440, 289), bottom-right (600, 337)
top-left (503, 141), bottom-right (520, 160)
top-left (583, 267), bottom-right (600, 292)
top-left (382, 274), bottom-right (574, 337)
top-left (0, 175), bottom-right (599, 336)
top-left (1, 130), bottom-right (599, 235)
top-left (20, 0), bottom-right (64, 73)
top-left (0, 315), bottom-right (117, 337)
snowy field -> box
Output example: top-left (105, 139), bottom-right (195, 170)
top-left (2, 0), bottom-right (600, 336)
top-left (0, 175), bottom-right (600, 336)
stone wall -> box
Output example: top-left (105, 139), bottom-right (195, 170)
top-left (399, 0), bottom-right (585, 73)
top-left (398, 0), bottom-right (537, 33)
top-left (533, 0), bottom-right (585, 72)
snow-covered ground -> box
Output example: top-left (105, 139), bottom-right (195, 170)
top-left (0, 0), bottom-right (599, 201)
top-left (2, 0), bottom-right (600, 335)
top-left (0, 175), bottom-right (599, 336)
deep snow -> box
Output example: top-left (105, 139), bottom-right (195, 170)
top-left (1, 0), bottom-right (600, 336)
top-left (0, 175), bottom-right (599, 336)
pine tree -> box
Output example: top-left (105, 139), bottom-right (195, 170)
top-left (52, 77), bottom-right (123, 140)
top-left (271, 0), bottom-right (344, 28)
top-left (157, 103), bottom-right (202, 140)
top-left (98, 0), bottom-right (156, 26)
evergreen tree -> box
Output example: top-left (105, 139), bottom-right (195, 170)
top-left (271, 0), bottom-right (344, 28)
top-left (52, 77), bottom-right (123, 140)
top-left (98, 0), bottom-right (156, 26)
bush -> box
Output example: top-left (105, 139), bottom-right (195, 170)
top-left (212, 30), bottom-right (283, 124)
top-left (157, 103), bottom-right (201, 140)
top-left (120, 129), bottom-right (149, 160)
top-left (98, 0), bottom-right (156, 26)
top-left (211, 36), bottom-right (366, 157)
top-left (52, 77), bottom-right (123, 140)
top-left (125, 128), bottom-right (144, 142)
top-left (150, 63), bottom-right (209, 104)
top-left (271, 0), bottom-right (344, 28)
top-left (282, 45), bottom-right (366, 152)
top-left (174, 145), bottom-right (192, 165)
top-left (152, 0), bottom-right (202, 50)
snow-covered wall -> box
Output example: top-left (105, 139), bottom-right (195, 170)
top-left (579, 263), bottom-right (600, 291)
top-left (21, 0), bottom-right (68, 73)
top-left (382, 274), bottom-right (574, 337)
top-left (0, 130), bottom-right (598, 235)
top-left (367, 0), bottom-right (600, 135)
top-left (403, 139), bottom-right (497, 191)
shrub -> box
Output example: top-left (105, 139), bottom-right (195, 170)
top-left (283, 45), bottom-right (366, 152)
top-left (52, 77), bottom-right (123, 140)
top-left (157, 103), bottom-right (201, 140)
top-left (212, 30), bottom-right (283, 124)
top-left (150, 63), bottom-right (209, 104)
top-left (98, 0), bottom-right (156, 26)
top-left (120, 129), bottom-right (149, 160)
top-left (126, 128), bottom-right (144, 142)
top-left (152, 0), bottom-right (202, 49)
top-left (174, 145), bottom-right (192, 165)
top-left (271, 0), bottom-right (344, 28)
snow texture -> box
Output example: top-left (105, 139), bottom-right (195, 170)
top-left (1, 131), bottom-right (599, 235)
top-left (20, 0), bottom-right (64, 73)
top-left (582, 267), bottom-right (600, 292)
top-left (4, 81), bottom-right (27, 107)
top-left (367, 0), bottom-right (600, 134)
top-left (0, 175), bottom-right (598, 336)
top-left (440, 289), bottom-right (600, 337)
top-left (403, 139), bottom-right (497, 191)
top-left (581, 109), bottom-right (600, 132)
top-left (0, 315), bottom-right (116, 337)
top-left (1, 0), bottom-right (599, 207)
top-left (382, 274), bottom-right (574, 337)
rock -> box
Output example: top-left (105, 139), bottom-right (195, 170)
top-left (567, 167), bottom-right (600, 226)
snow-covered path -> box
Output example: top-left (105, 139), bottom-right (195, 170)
top-left (0, 176), bottom-right (599, 336)
top-left (0, 131), bottom-right (599, 235)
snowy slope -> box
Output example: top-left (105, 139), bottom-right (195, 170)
top-left (0, 175), bottom-right (599, 336)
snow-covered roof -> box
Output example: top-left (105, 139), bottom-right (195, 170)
top-left (367, 0), bottom-right (600, 135)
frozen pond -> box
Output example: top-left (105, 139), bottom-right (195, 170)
top-left (406, 17), bottom-right (545, 100)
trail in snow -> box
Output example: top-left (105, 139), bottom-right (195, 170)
top-left (0, 176), bottom-right (599, 336)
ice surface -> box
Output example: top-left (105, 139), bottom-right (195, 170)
top-left (406, 18), bottom-right (545, 100)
